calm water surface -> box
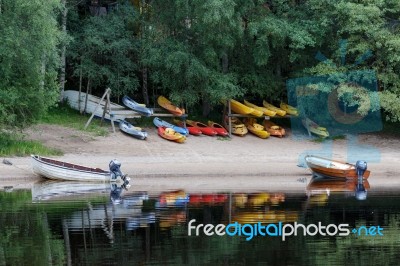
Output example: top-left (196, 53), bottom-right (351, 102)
top-left (1, 178), bottom-right (400, 265)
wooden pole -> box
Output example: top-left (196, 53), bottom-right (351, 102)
top-left (106, 90), bottom-right (116, 133)
top-left (84, 88), bottom-right (109, 130)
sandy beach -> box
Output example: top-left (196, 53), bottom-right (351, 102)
top-left (1, 124), bottom-right (399, 192)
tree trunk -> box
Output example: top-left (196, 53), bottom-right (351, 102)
top-left (142, 67), bottom-right (149, 106)
top-left (59, 0), bottom-right (68, 102)
top-left (84, 78), bottom-right (90, 114)
top-left (41, 54), bottom-right (46, 90)
top-left (78, 67), bottom-right (82, 112)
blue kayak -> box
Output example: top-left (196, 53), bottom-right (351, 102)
top-left (122, 96), bottom-right (153, 117)
top-left (153, 117), bottom-right (189, 136)
top-left (119, 120), bottom-right (148, 140)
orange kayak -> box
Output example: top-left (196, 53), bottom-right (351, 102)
top-left (157, 96), bottom-right (185, 116)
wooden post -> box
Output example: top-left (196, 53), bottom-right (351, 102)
top-left (228, 100), bottom-right (232, 138)
top-left (106, 91), bottom-right (116, 133)
top-left (84, 89), bottom-right (109, 129)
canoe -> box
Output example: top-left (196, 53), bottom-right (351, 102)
top-left (302, 117), bottom-right (329, 138)
top-left (263, 120), bottom-right (285, 138)
top-left (223, 116), bottom-right (248, 136)
top-left (174, 119), bottom-right (202, 136)
top-left (262, 101), bottom-right (286, 116)
top-left (122, 96), bottom-right (153, 117)
top-left (157, 127), bottom-right (186, 143)
top-left (153, 117), bottom-right (189, 136)
top-left (207, 121), bottom-right (228, 137)
top-left (229, 99), bottom-right (255, 115)
top-left (280, 103), bottom-right (298, 116)
top-left (244, 118), bottom-right (270, 139)
top-left (186, 120), bottom-right (217, 136)
top-left (31, 155), bottom-right (129, 182)
top-left (63, 90), bottom-right (140, 120)
top-left (157, 96), bottom-right (185, 116)
top-left (305, 155), bottom-right (370, 180)
top-left (244, 100), bottom-right (276, 117)
top-left (119, 120), bottom-right (148, 140)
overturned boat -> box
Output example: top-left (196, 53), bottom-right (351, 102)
top-left (122, 96), bottom-right (153, 117)
top-left (305, 155), bottom-right (370, 180)
top-left (119, 120), bottom-right (148, 140)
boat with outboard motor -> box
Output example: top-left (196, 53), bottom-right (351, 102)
top-left (31, 155), bottom-right (130, 182)
top-left (305, 155), bottom-right (369, 180)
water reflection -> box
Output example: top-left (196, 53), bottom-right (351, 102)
top-left (6, 178), bottom-right (400, 265)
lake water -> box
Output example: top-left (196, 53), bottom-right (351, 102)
top-left (1, 178), bottom-right (399, 265)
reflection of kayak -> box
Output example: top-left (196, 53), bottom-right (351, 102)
top-left (233, 210), bottom-right (298, 224)
top-left (189, 194), bottom-right (228, 205)
top-left (302, 118), bottom-right (329, 138)
top-left (305, 155), bottom-right (370, 180)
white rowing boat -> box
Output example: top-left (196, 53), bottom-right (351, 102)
top-left (31, 155), bottom-right (129, 182)
top-left (63, 90), bottom-right (141, 120)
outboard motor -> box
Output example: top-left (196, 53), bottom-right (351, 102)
top-left (355, 160), bottom-right (367, 180)
top-left (109, 159), bottom-right (123, 180)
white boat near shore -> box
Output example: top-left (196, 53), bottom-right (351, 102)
top-left (63, 90), bottom-right (141, 120)
top-left (31, 155), bottom-right (128, 182)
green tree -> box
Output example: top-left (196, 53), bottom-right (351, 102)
top-left (0, 0), bottom-right (61, 129)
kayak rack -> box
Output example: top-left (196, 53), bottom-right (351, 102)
top-left (223, 100), bottom-right (293, 137)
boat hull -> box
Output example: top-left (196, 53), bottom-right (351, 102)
top-left (262, 101), bottom-right (286, 116)
top-left (63, 90), bottom-right (140, 120)
top-left (230, 99), bottom-right (254, 115)
top-left (244, 100), bottom-right (276, 117)
top-left (186, 120), bottom-right (217, 136)
top-left (157, 127), bottom-right (186, 143)
top-left (305, 156), bottom-right (370, 180)
top-left (264, 120), bottom-right (285, 138)
top-left (31, 155), bottom-right (113, 182)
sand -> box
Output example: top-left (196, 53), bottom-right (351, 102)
top-left (1, 124), bottom-right (399, 192)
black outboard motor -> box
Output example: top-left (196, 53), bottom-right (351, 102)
top-left (109, 159), bottom-right (123, 180)
top-left (355, 160), bottom-right (368, 201)
top-left (356, 160), bottom-right (367, 180)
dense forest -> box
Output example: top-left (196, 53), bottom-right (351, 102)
top-left (1, 0), bottom-right (400, 130)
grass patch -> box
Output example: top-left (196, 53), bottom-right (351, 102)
top-left (0, 134), bottom-right (63, 157)
top-left (40, 103), bottom-right (109, 136)
top-left (312, 135), bottom-right (346, 143)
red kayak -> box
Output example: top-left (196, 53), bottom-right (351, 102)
top-left (173, 119), bottom-right (202, 136)
top-left (208, 121), bottom-right (228, 137)
top-left (186, 120), bottom-right (217, 136)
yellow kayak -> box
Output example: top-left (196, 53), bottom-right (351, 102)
top-left (244, 100), bottom-right (276, 117)
top-left (223, 116), bottom-right (248, 136)
top-left (229, 99), bottom-right (254, 115)
top-left (263, 100), bottom-right (286, 116)
top-left (280, 103), bottom-right (298, 116)
top-left (244, 118), bottom-right (270, 139)
top-left (157, 96), bottom-right (185, 116)
top-left (302, 118), bottom-right (329, 138)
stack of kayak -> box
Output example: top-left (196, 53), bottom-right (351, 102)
top-left (153, 117), bottom-right (188, 143)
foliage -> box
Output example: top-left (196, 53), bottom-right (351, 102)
top-left (68, 2), bottom-right (140, 98)
top-left (0, 0), bottom-right (61, 129)
top-left (0, 133), bottom-right (63, 157)
top-left (40, 103), bottom-right (109, 136)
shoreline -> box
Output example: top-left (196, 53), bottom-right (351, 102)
top-left (1, 124), bottom-right (399, 192)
